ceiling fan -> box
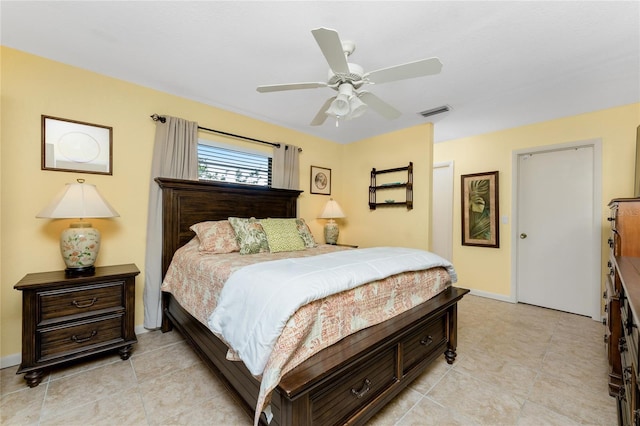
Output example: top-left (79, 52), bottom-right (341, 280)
top-left (257, 27), bottom-right (443, 126)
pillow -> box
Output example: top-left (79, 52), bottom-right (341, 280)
top-left (260, 218), bottom-right (306, 253)
top-left (295, 218), bottom-right (317, 248)
top-left (189, 220), bottom-right (239, 254)
top-left (228, 217), bottom-right (270, 254)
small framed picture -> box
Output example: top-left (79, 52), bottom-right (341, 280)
top-left (42, 115), bottom-right (113, 175)
top-left (310, 165), bottom-right (331, 195)
top-left (461, 171), bottom-right (499, 248)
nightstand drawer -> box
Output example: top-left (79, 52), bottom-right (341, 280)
top-left (39, 281), bottom-right (124, 322)
top-left (402, 313), bottom-right (447, 374)
top-left (39, 314), bottom-right (124, 361)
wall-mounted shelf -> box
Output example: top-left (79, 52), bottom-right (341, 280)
top-left (369, 162), bottom-right (413, 210)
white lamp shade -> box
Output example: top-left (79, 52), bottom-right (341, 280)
top-left (325, 83), bottom-right (358, 119)
top-left (319, 199), bottom-right (345, 219)
top-left (37, 181), bottom-right (119, 219)
top-left (37, 180), bottom-right (118, 274)
top-left (326, 94), bottom-right (350, 117)
top-left (347, 95), bottom-right (368, 119)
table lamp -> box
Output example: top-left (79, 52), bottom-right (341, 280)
top-left (318, 198), bottom-right (345, 244)
top-left (36, 179), bottom-right (119, 275)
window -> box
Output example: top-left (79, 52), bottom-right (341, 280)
top-left (197, 141), bottom-right (272, 186)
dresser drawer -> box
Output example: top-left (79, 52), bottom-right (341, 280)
top-left (39, 281), bottom-right (124, 323)
top-left (402, 313), bottom-right (447, 374)
top-left (310, 347), bottom-right (397, 425)
top-left (38, 314), bottom-right (124, 362)
top-left (622, 300), bottom-right (640, 370)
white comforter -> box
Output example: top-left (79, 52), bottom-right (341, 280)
top-left (207, 247), bottom-right (457, 376)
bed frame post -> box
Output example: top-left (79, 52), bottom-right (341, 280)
top-left (445, 303), bottom-right (458, 364)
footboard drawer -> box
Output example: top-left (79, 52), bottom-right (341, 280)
top-left (402, 312), bottom-right (447, 374)
top-left (309, 346), bottom-right (397, 425)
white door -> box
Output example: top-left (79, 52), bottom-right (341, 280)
top-left (432, 161), bottom-right (454, 261)
top-left (516, 144), bottom-right (598, 317)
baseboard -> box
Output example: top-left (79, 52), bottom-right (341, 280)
top-left (468, 289), bottom-right (515, 303)
top-left (0, 353), bottom-right (22, 369)
top-left (1, 326), bottom-right (151, 369)
top-left (135, 325), bottom-right (151, 335)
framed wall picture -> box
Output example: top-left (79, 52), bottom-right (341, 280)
top-left (42, 115), bottom-right (113, 175)
top-left (310, 165), bottom-right (331, 195)
top-left (461, 171), bottom-right (499, 248)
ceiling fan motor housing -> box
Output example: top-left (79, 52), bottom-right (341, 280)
top-left (328, 63), bottom-right (365, 89)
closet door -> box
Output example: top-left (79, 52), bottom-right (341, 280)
top-left (516, 145), bottom-right (596, 317)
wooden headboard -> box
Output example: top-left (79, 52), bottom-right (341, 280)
top-left (155, 178), bottom-right (303, 277)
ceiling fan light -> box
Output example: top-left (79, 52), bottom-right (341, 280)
top-left (326, 94), bottom-right (350, 117)
top-left (347, 95), bottom-right (367, 119)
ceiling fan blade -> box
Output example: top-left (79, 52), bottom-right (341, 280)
top-left (358, 92), bottom-right (401, 120)
top-left (310, 97), bottom-right (335, 126)
top-left (257, 82), bottom-right (327, 93)
top-left (311, 27), bottom-right (349, 74)
top-left (365, 57), bottom-right (442, 84)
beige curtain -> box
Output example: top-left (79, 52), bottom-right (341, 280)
top-left (272, 144), bottom-right (300, 190)
top-left (143, 116), bottom-right (199, 329)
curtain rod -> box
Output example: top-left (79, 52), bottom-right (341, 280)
top-left (150, 114), bottom-right (302, 152)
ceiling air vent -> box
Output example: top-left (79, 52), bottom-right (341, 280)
top-left (418, 105), bottom-right (451, 118)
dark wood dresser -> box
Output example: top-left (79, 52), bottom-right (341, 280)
top-left (14, 264), bottom-right (139, 387)
top-left (606, 198), bottom-right (640, 424)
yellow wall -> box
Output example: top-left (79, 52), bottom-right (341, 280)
top-left (1, 47), bottom-right (437, 361)
top-left (0, 47), bottom-right (346, 360)
top-left (434, 103), bottom-right (640, 297)
top-left (341, 124), bottom-right (433, 249)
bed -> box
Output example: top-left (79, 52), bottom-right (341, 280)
top-left (157, 177), bottom-right (468, 426)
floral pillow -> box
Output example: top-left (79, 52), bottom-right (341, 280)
top-left (260, 219), bottom-right (306, 253)
top-left (190, 220), bottom-right (240, 254)
top-left (228, 217), bottom-right (270, 254)
top-left (295, 218), bottom-right (317, 248)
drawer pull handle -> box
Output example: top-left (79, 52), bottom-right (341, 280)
top-left (351, 378), bottom-right (371, 399)
top-left (624, 367), bottom-right (633, 382)
top-left (619, 337), bottom-right (628, 353)
top-left (71, 330), bottom-right (97, 343)
top-left (72, 298), bottom-right (97, 308)
top-left (420, 336), bottom-right (434, 346)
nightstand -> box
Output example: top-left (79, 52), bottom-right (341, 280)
top-left (14, 264), bottom-right (139, 387)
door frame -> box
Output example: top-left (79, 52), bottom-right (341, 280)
top-left (431, 161), bottom-right (454, 261)
top-left (510, 139), bottom-right (602, 320)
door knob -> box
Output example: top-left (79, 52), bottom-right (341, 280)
top-left (520, 233), bottom-right (527, 239)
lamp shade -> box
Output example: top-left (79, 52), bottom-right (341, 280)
top-left (36, 180), bottom-right (119, 219)
top-left (318, 199), bottom-right (345, 219)
top-left (318, 198), bottom-right (345, 244)
top-left (347, 95), bottom-right (368, 119)
top-left (36, 179), bottom-right (118, 275)
top-left (325, 83), bottom-right (358, 120)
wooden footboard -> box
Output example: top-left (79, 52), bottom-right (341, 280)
top-left (163, 285), bottom-right (468, 426)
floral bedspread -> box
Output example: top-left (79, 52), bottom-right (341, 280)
top-left (161, 240), bottom-right (452, 425)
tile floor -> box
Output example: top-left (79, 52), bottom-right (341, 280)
top-left (1, 295), bottom-right (617, 425)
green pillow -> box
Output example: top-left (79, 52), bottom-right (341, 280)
top-left (295, 218), bottom-right (317, 248)
top-left (228, 217), bottom-right (270, 254)
top-left (260, 218), bottom-right (306, 253)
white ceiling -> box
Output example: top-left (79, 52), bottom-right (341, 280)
top-left (2, 1), bottom-right (639, 144)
